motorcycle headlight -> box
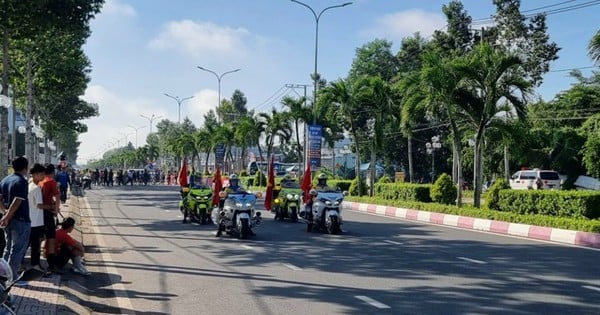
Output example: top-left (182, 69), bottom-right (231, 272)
top-left (245, 203), bottom-right (253, 207)
top-left (203, 196), bottom-right (209, 200)
top-left (319, 198), bottom-right (332, 206)
top-left (293, 194), bottom-right (299, 200)
top-left (274, 199), bottom-right (280, 204)
top-left (286, 194), bottom-right (293, 200)
top-left (333, 201), bottom-right (340, 206)
top-left (235, 202), bottom-right (243, 208)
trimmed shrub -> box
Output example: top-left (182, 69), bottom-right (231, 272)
top-left (485, 178), bottom-right (510, 210)
top-left (254, 171), bottom-right (267, 187)
top-left (240, 170), bottom-right (249, 177)
top-left (329, 179), bottom-right (352, 192)
top-left (374, 183), bottom-right (432, 202)
top-left (430, 173), bottom-right (456, 205)
top-left (349, 177), bottom-right (368, 196)
top-left (497, 189), bottom-right (600, 219)
top-left (377, 175), bottom-right (393, 184)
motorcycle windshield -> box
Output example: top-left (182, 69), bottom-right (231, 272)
top-left (317, 191), bottom-right (344, 204)
top-left (224, 193), bottom-right (257, 208)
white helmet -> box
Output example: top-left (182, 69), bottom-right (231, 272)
top-left (0, 259), bottom-right (13, 283)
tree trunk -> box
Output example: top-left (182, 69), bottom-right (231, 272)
top-left (407, 136), bottom-right (414, 183)
top-left (453, 138), bottom-right (463, 207)
top-left (473, 125), bottom-right (485, 208)
top-left (295, 119), bottom-right (302, 163)
top-left (1, 27), bottom-right (10, 176)
top-left (370, 139), bottom-right (376, 197)
top-left (504, 144), bottom-right (510, 182)
top-left (352, 130), bottom-right (362, 196)
top-left (26, 56), bottom-right (34, 162)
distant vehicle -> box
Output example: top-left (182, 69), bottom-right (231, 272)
top-left (246, 161), bottom-right (299, 177)
top-left (509, 169), bottom-right (561, 190)
top-left (574, 175), bottom-right (600, 190)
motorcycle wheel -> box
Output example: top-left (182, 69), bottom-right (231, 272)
top-left (327, 216), bottom-right (340, 235)
top-left (238, 218), bottom-right (250, 239)
top-left (201, 211), bottom-right (208, 225)
top-left (290, 207), bottom-right (298, 222)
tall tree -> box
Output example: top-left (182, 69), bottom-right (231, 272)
top-left (589, 29), bottom-right (600, 64)
top-left (280, 96), bottom-right (306, 163)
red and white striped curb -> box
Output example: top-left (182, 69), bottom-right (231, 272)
top-left (345, 201), bottom-right (600, 249)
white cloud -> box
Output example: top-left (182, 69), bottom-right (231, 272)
top-left (102, 0), bottom-right (136, 17)
top-left (185, 89), bottom-right (218, 127)
top-left (148, 20), bottom-right (251, 59)
top-left (362, 9), bottom-right (446, 41)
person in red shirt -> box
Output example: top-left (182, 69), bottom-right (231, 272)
top-left (40, 164), bottom-right (61, 272)
top-left (48, 217), bottom-right (89, 275)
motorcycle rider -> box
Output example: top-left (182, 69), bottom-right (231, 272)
top-left (216, 174), bottom-right (252, 236)
top-left (315, 173), bottom-right (331, 191)
top-left (303, 189), bottom-right (318, 232)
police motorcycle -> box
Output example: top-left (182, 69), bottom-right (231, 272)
top-left (180, 182), bottom-right (213, 224)
top-left (0, 259), bottom-right (45, 315)
top-left (301, 174), bottom-right (346, 234)
top-left (212, 175), bottom-right (262, 239)
top-left (273, 177), bottom-right (302, 222)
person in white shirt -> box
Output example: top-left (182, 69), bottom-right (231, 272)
top-left (28, 163), bottom-right (54, 269)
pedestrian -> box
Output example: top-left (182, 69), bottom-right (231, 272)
top-left (0, 156), bottom-right (31, 277)
top-left (27, 163), bottom-right (54, 269)
top-left (56, 166), bottom-right (70, 203)
top-left (40, 163), bottom-right (61, 273)
top-left (48, 217), bottom-right (90, 275)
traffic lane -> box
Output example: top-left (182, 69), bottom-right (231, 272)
top-left (223, 203), bottom-right (600, 314)
top-left (81, 187), bottom-right (276, 315)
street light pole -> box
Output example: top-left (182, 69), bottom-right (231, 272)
top-left (163, 94), bottom-right (193, 124)
top-left (197, 66), bottom-right (241, 123)
top-left (291, 0), bottom-right (352, 123)
top-left (140, 114), bottom-right (162, 134)
top-left (128, 125), bottom-right (146, 148)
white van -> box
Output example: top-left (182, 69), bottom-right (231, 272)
top-left (509, 169), bottom-right (561, 190)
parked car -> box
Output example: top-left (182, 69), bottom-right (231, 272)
top-left (509, 169), bottom-right (561, 190)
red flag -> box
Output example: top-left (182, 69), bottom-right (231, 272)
top-left (301, 162), bottom-right (312, 203)
top-left (264, 155), bottom-right (275, 210)
top-left (212, 167), bottom-right (222, 206)
top-left (178, 159), bottom-right (188, 187)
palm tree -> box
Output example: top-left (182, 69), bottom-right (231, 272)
top-left (258, 109), bottom-right (292, 159)
top-left (281, 96), bottom-right (307, 163)
top-left (589, 29), bottom-right (600, 64)
top-left (321, 79), bottom-right (365, 195)
top-left (234, 115), bottom-right (259, 172)
top-left (453, 43), bottom-right (531, 207)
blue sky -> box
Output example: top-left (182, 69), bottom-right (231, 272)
top-left (77, 0), bottom-right (600, 164)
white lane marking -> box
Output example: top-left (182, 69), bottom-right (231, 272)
top-left (457, 256), bottom-right (487, 264)
top-left (282, 263), bottom-right (302, 271)
top-left (583, 285), bottom-right (600, 292)
top-left (165, 210), bottom-right (171, 213)
top-left (354, 295), bottom-right (390, 309)
top-left (241, 245), bottom-right (254, 250)
top-left (82, 197), bottom-right (134, 314)
top-left (383, 240), bottom-right (402, 245)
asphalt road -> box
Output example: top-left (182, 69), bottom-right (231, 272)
top-left (76, 185), bottom-right (600, 315)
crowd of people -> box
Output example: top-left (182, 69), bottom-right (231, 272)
top-left (0, 156), bottom-right (90, 286)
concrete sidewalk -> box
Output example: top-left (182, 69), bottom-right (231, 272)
top-left (10, 196), bottom-right (91, 315)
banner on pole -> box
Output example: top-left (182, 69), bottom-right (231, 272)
top-left (307, 124), bottom-right (322, 169)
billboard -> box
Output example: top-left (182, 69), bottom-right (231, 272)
top-left (307, 124), bottom-right (322, 168)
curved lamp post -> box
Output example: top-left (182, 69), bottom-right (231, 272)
top-left (163, 94), bottom-right (193, 124)
top-left (140, 114), bottom-right (162, 134)
top-left (197, 66), bottom-right (241, 123)
top-left (290, 0), bottom-right (352, 121)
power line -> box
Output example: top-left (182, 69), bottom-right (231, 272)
top-left (549, 66), bottom-right (598, 72)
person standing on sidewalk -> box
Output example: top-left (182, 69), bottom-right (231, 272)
top-left (56, 167), bottom-right (70, 203)
top-left (0, 156), bottom-right (31, 277)
top-left (40, 163), bottom-right (61, 272)
top-left (28, 163), bottom-right (55, 269)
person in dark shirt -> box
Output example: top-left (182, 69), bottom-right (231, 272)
top-left (0, 156), bottom-right (31, 276)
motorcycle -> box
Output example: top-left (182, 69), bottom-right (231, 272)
top-left (179, 184), bottom-right (213, 224)
top-left (273, 189), bottom-right (301, 222)
top-left (302, 188), bottom-right (346, 234)
top-left (212, 191), bottom-right (262, 239)
top-left (0, 265), bottom-right (45, 315)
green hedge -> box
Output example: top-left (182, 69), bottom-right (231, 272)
top-left (497, 189), bottom-right (600, 219)
top-left (329, 180), bottom-right (352, 192)
top-left (374, 183), bottom-right (432, 202)
top-left (346, 196), bottom-right (600, 233)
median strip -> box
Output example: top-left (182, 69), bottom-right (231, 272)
top-left (354, 295), bottom-right (390, 309)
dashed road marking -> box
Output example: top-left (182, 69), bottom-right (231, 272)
top-left (383, 240), bottom-right (402, 245)
top-left (355, 295), bottom-right (390, 309)
top-left (583, 285), bottom-right (600, 292)
top-left (457, 256), bottom-right (487, 264)
top-left (241, 245), bottom-right (254, 250)
top-left (282, 263), bottom-right (302, 271)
